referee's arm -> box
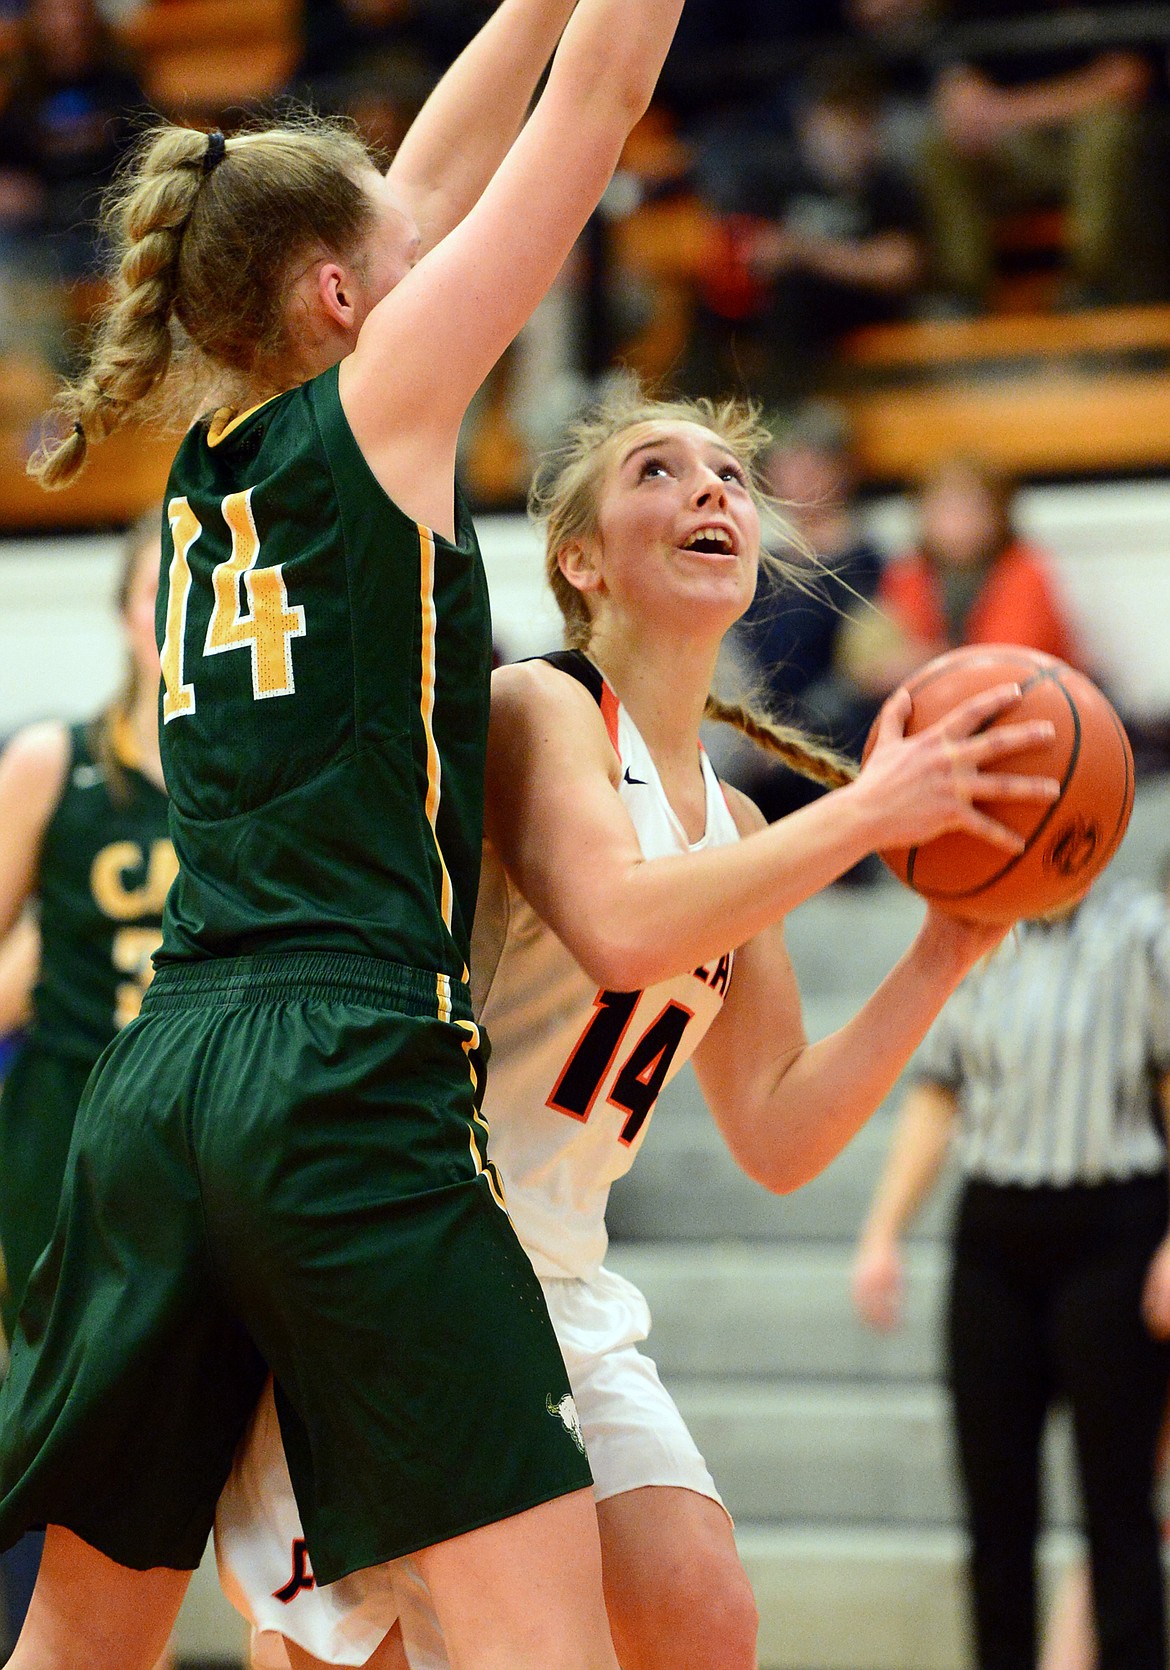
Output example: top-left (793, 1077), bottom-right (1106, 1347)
top-left (1140, 1069), bottom-right (1170, 1340)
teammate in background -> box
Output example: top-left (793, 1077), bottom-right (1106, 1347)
top-left (0, 6), bottom-right (695, 1670)
top-left (0, 514), bottom-right (171, 1654)
top-left (0, 514), bottom-right (170, 1338)
top-left (0, 914), bottom-right (37, 1051)
top-left (216, 389), bottom-right (1065, 1670)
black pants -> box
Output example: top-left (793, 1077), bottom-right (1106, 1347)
top-left (948, 1175), bottom-right (1170, 1670)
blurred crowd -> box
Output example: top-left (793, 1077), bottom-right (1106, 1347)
top-left (4, 0), bottom-right (1170, 396)
top-left (0, 0), bottom-right (1167, 786)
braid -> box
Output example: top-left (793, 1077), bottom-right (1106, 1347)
top-left (29, 128), bottom-right (207, 489)
top-left (703, 692), bottom-right (856, 790)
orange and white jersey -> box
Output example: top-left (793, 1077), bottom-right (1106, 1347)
top-left (472, 651), bottom-right (739, 1281)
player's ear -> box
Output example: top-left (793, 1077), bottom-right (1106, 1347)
top-left (317, 262), bottom-right (355, 329)
top-left (558, 539), bottom-right (603, 598)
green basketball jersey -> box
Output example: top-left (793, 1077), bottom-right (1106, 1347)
top-left (156, 363), bottom-right (491, 988)
top-left (31, 720), bottom-right (174, 1063)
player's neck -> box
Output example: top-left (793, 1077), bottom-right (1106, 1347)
top-left (130, 686), bottom-right (164, 789)
top-left (587, 624), bottom-right (717, 768)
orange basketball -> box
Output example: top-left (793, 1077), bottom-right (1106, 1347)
top-left (863, 645), bottom-right (1134, 925)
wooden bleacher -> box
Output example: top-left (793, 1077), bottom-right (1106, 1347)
top-left (3, 46), bottom-right (1170, 524)
top-left (0, 1), bottom-right (301, 117)
top-left (120, 0), bottom-right (301, 117)
top-left (0, 0), bottom-right (300, 530)
top-left (832, 305), bottom-right (1170, 482)
top-left (600, 138), bottom-right (1170, 489)
top-left (0, 423), bottom-right (176, 532)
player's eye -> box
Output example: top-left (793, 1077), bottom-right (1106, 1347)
top-left (638, 456), bottom-right (670, 479)
top-left (719, 463), bottom-right (747, 486)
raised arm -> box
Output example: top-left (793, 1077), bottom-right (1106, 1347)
top-left (385, 0), bottom-right (578, 254)
top-left (342, 0), bottom-right (685, 534)
top-left (482, 660), bottom-right (1057, 993)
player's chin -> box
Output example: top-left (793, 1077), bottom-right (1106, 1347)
top-left (674, 566), bottom-right (753, 623)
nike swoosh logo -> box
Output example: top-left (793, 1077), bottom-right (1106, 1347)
top-left (623, 767), bottom-right (646, 786)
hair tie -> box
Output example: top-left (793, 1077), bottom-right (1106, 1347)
top-left (73, 420), bottom-right (85, 439)
top-left (203, 129), bottom-right (226, 174)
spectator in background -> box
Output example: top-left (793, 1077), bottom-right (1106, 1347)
top-left (733, 405), bottom-right (883, 821)
top-left (0, 0), bottom-right (147, 362)
top-left (852, 872), bottom-right (1170, 1670)
top-left (296, 0), bottom-right (485, 84)
top-left (921, 0), bottom-right (1154, 310)
top-left (843, 455), bottom-right (1082, 702)
top-left (658, 0), bottom-right (842, 197)
top-left (684, 51), bottom-right (926, 403)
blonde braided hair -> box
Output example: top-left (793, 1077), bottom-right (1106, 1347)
top-left (30, 115), bottom-right (379, 490)
top-left (528, 385), bottom-right (857, 790)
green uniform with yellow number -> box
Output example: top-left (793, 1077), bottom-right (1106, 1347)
top-left (0, 720), bottom-right (172, 1338)
top-left (0, 363), bottom-right (589, 1580)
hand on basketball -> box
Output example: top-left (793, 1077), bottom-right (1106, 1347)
top-left (851, 1234), bottom-right (904, 1332)
top-left (855, 683), bottom-right (1060, 854)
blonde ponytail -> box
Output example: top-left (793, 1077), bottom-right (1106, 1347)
top-left (29, 113), bottom-right (378, 491)
top-left (703, 692), bottom-right (856, 789)
top-left (29, 128), bottom-right (208, 489)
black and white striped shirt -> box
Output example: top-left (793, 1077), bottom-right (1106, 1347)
top-left (914, 881), bottom-right (1170, 1186)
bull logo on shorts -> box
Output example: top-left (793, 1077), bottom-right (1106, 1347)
top-left (546, 1392), bottom-right (586, 1454)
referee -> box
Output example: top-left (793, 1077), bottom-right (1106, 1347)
top-left (852, 874), bottom-right (1170, 1670)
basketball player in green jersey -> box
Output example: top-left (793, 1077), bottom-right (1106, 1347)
top-left (0, 516), bottom-right (171, 1659)
top-left (0, 513), bottom-right (172, 1340)
top-left (0, 4), bottom-right (686, 1669)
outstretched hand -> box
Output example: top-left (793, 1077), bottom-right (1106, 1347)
top-left (853, 683), bottom-right (1060, 855)
top-left (852, 1235), bottom-right (904, 1332)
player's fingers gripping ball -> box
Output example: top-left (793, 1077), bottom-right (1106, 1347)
top-left (863, 645), bottom-right (1134, 925)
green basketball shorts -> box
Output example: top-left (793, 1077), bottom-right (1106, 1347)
top-left (0, 952), bottom-right (591, 1581)
top-left (0, 1047), bottom-right (94, 1340)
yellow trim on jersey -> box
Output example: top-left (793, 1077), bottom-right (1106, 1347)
top-left (206, 396), bottom-right (279, 448)
top-left (456, 1019), bottom-right (507, 1212)
top-left (416, 522), bottom-right (456, 933)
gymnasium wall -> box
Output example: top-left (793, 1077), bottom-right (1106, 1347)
top-left (2, 481), bottom-right (1170, 737)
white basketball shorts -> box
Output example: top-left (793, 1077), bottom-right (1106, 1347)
top-left (217, 1263), bottom-right (724, 1668)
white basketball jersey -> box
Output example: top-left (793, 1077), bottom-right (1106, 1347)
top-left (472, 652), bottom-right (740, 1281)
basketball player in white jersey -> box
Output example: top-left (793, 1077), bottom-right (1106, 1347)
top-left (216, 391), bottom-right (1060, 1670)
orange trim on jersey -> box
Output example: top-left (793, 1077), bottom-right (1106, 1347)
top-left (416, 523), bottom-right (456, 934)
top-left (599, 680), bottom-right (620, 755)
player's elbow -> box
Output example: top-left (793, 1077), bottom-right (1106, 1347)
top-left (554, 43), bottom-right (659, 134)
top-left (568, 905), bottom-right (672, 991)
top-left (574, 932), bottom-right (653, 994)
top-left (737, 1144), bottom-right (810, 1196)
